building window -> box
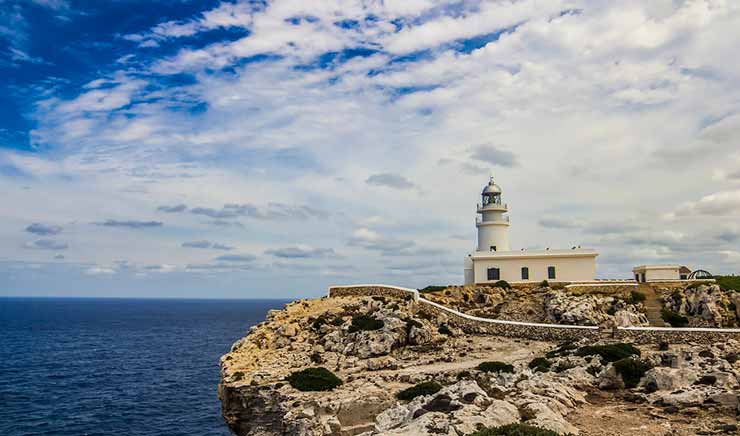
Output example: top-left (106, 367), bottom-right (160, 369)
top-left (490, 245), bottom-right (497, 252)
top-left (547, 266), bottom-right (556, 279)
top-left (487, 268), bottom-right (500, 281)
top-left (521, 267), bottom-right (529, 280)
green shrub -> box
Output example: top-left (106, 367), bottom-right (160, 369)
top-left (613, 358), bottom-right (652, 388)
top-left (539, 280), bottom-right (549, 288)
top-left (456, 370), bottom-right (471, 380)
top-left (312, 315), bottom-right (344, 330)
top-left (477, 361), bottom-right (514, 374)
top-left (551, 283), bottom-right (565, 290)
top-left (661, 309), bottom-right (689, 328)
top-left (396, 381), bottom-right (442, 401)
top-left (438, 324), bottom-right (453, 335)
top-left (606, 306), bottom-right (617, 316)
top-left (575, 343), bottom-right (640, 363)
top-left (467, 423), bottom-right (575, 436)
top-left (286, 367), bottom-right (343, 391)
top-left (628, 291), bottom-right (646, 304)
top-left (545, 341), bottom-right (577, 359)
top-left (348, 314), bottom-right (384, 333)
top-left (528, 357), bottom-right (552, 372)
top-left (419, 285), bottom-right (447, 294)
top-left (371, 296), bottom-right (386, 302)
top-left (493, 280), bottom-right (511, 289)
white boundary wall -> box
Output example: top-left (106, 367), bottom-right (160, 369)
top-left (327, 284), bottom-right (740, 343)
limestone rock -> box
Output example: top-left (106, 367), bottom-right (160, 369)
top-left (642, 367), bottom-right (698, 391)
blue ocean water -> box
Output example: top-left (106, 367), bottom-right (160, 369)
top-left (0, 298), bottom-right (287, 436)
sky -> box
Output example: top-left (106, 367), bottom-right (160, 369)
top-left (1, 0), bottom-right (740, 299)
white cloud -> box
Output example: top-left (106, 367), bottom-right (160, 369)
top-left (668, 190), bottom-right (740, 218)
top-left (7, 0), bottom-right (740, 297)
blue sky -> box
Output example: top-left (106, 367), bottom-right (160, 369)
top-left (2, 0), bottom-right (740, 298)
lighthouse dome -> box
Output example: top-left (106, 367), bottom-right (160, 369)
top-left (482, 178), bottom-right (501, 195)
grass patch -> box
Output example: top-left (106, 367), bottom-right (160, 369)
top-left (715, 275), bottom-right (740, 292)
top-left (347, 314), bottom-right (384, 333)
top-left (477, 361), bottom-right (514, 374)
top-left (661, 309), bottom-right (689, 328)
top-left (528, 357), bottom-right (552, 373)
top-left (396, 381), bottom-right (442, 401)
top-left (575, 343), bottom-right (640, 363)
top-left (286, 367), bottom-right (343, 391)
top-left (613, 358), bottom-right (652, 389)
top-left (467, 423), bottom-right (575, 436)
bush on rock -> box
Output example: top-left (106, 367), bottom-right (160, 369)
top-left (467, 423), bottom-right (575, 436)
top-left (348, 314), bottom-right (384, 333)
top-left (576, 343), bottom-right (640, 363)
top-left (438, 324), bottom-right (453, 335)
top-left (661, 309), bottom-right (689, 327)
top-left (286, 367), bottom-right (343, 392)
top-left (396, 381), bottom-right (442, 401)
top-left (613, 358), bottom-right (652, 388)
top-left (628, 291), bottom-right (646, 304)
top-left (528, 357), bottom-right (552, 372)
top-left (492, 280), bottom-right (511, 289)
top-left (477, 361), bottom-right (514, 374)
top-left (419, 285), bottom-right (447, 294)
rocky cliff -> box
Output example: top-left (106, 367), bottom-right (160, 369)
top-left (219, 292), bottom-right (740, 436)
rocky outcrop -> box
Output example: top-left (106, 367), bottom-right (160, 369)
top-left (544, 290), bottom-right (648, 327)
top-left (660, 284), bottom-right (740, 327)
top-left (219, 293), bottom-right (740, 436)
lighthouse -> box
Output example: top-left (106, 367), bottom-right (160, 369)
top-left (464, 176), bottom-right (598, 285)
top-left (476, 176), bottom-right (510, 252)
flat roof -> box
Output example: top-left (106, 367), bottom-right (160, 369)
top-left (470, 248), bottom-right (598, 260)
top-left (633, 265), bottom-right (681, 271)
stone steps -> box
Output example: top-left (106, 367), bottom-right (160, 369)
top-left (638, 284), bottom-right (666, 327)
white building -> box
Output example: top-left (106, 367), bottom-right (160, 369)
top-left (464, 177), bottom-right (598, 285)
top-left (633, 265), bottom-right (692, 283)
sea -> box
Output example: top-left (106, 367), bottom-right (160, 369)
top-left (0, 297), bottom-right (289, 436)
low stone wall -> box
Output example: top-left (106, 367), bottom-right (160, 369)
top-left (615, 327), bottom-right (740, 345)
top-left (328, 284), bottom-right (419, 301)
top-left (327, 284), bottom-right (740, 344)
top-left (418, 298), bottom-right (601, 342)
top-left (565, 283), bottom-right (637, 295)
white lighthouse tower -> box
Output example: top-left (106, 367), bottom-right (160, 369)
top-left (476, 176), bottom-right (510, 252)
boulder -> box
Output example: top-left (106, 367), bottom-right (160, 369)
top-left (642, 367), bottom-right (698, 392)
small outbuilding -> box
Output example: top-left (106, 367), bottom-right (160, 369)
top-left (632, 265), bottom-right (690, 283)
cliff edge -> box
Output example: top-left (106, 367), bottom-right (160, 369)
top-left (218, 290), bottom-right (740, 436)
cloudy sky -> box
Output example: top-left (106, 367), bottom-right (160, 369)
top-left (1, 0), bottom-right (739, 298)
